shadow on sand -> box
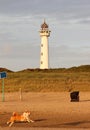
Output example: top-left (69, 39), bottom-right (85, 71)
top-left (80, 100), bottom-right (90, 102)
top-left (34, 119), bottom-right (47, 122)
top-left (47, 120), bottom-right (90, 128)
top-left (61, 120), bottom-right (90, 126)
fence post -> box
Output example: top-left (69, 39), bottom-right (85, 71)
top-left (19, 88), bottom-right (22, 101)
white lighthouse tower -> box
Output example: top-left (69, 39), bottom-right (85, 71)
top-left (39, 20), bottom-right (51, 69)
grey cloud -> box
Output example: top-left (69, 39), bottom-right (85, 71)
top-left (61, 17), bottom-right (90, 24)
top-left (50, 45), bottom-right (90, 68)
top-left (0, 0), bottom-right (90, 23)
top-left (0, 43), bottom-right (40, 59)
top-left (50, 45), bottom-right (90, 58)
top-left (79, 18), bottom-right (90, 24)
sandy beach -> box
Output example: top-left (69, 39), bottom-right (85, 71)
top-left (0, 92), bottom-right (90, 129)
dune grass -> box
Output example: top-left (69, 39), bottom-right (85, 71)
top-left (0, 69), bottom-right (90, 92)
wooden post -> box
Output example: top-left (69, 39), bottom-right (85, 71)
top-left (19, 88), bottom-right (22, 101)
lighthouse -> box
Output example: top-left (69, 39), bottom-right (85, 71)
top-left (39, 20), bottom-right (51, 69)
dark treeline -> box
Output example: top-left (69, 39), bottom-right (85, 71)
top-left (0, 65), bottom-right (90, 73)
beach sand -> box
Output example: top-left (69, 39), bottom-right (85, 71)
top-left (0, 92), bottom-right (90, 129)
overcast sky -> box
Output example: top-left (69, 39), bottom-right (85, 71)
top-left (0, 0), bottom-right (90, 71)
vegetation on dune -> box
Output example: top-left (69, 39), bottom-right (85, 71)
top-left (0, 65), bottom-right (90, 92)
top-left (0, 67), bottom-right (13, 73)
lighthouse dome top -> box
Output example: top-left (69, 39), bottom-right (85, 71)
top-left (41, 20), bottom-right (48, 29)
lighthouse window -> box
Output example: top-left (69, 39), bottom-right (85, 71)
top-left (41, 52), bottom-right (43, 56)
top-left (41, 44), bottom-right (43, 47)
top-left (41, 61), bottom-right (43, 64)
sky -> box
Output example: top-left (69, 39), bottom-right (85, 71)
top-left (0, 0), bottom-right (90, 71)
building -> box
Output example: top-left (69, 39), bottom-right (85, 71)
top-left (39, 20), bottom-right (51, 69)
